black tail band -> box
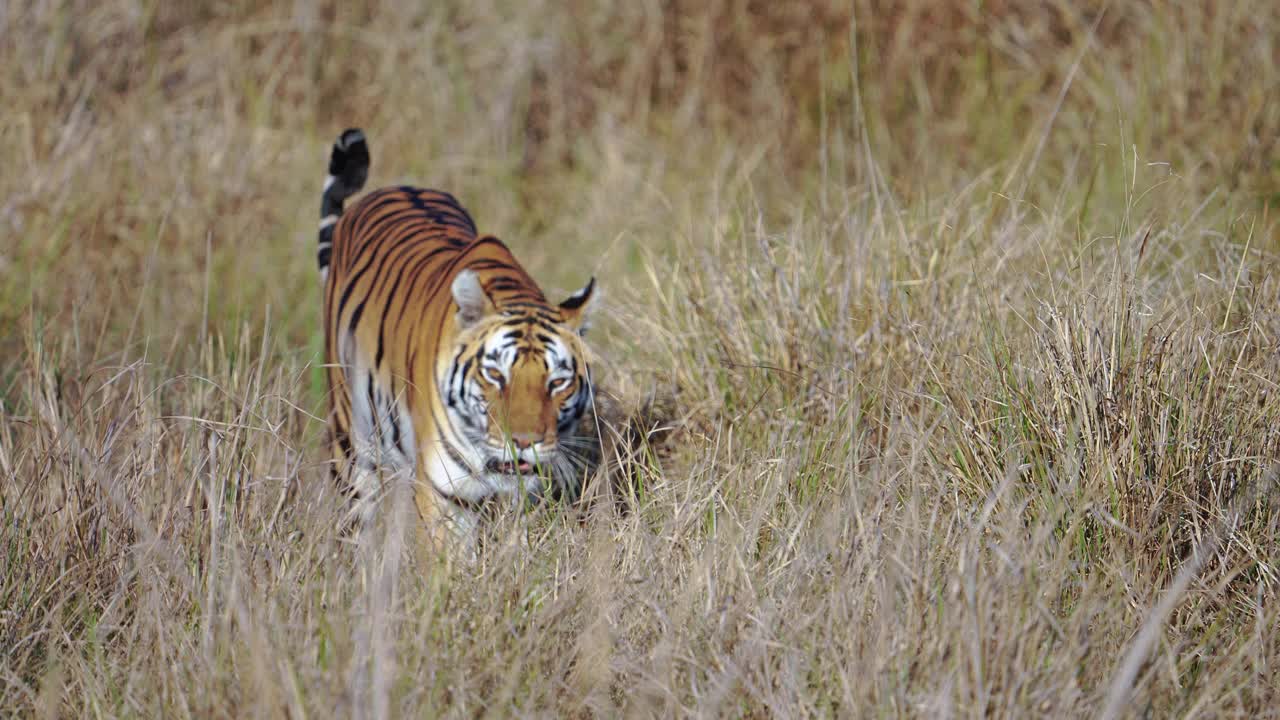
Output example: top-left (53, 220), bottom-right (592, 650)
top-left (319, 128), bottom-right (371, 271)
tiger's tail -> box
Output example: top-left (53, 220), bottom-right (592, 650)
top-left (318, 128), bottom-right (370, 277)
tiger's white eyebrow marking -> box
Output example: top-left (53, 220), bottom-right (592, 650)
top-left (542, 335), bottom-right (573, 371)
top-left (481, 335), bottom-right (521, 381)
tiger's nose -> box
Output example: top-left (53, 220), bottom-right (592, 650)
top-left (510, 432), bottom-right (540, 449)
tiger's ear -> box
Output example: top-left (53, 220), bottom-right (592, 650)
top-left (452, 269), bottom-right (494, 328)
top-left (557, 277), bottom-right (596, 335)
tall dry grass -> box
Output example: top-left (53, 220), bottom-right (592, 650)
top-left (2, 0), bottom-right (1279, 716)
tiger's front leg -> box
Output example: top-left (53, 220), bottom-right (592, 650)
top-left (412, 454), bottom-right (480, 565)
top-left (326, 410), bottom-right (383, 535)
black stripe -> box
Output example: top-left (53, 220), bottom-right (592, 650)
top-left (388, 400), bottom-right (405, 458)
top-left (334, 240), bottom-right (386, 319)
top-left (333, 428), bottom-right (352, 458)
top-left (441, 432), bottom-right (477, 475)
top-left (342, 230), bottom-right (422, 333)
top-left (394, 244), bottom-right (466, 321)
top-left (407, 189), bottom-right (478, 235)
top-left (374, 254), bottom-right (416, 369)
top-left (365, 372), bottom-right (377, 441)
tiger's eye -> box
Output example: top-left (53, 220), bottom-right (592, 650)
top-left (484, 367), bottom-right (504, 386)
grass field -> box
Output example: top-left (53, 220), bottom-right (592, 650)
top-left (2, 1), bottom-right (1279, 716)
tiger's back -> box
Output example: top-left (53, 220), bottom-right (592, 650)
top-left (317, 129), bottom-right (597, 547)
top-left (323, 186), bottom-right (478, 488)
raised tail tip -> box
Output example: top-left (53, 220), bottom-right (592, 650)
top-left (319, 128), bottom-right (371, 273)
top-left (324, 128), bottom-right (370, 200)
top-left (337, 128), bottom-right (365, 149)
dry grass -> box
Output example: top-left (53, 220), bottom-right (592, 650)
top-left (3, 0), bottom-right (1280, 716)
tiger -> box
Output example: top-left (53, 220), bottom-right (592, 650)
top-left (317, 128), bottom-right (598, 550)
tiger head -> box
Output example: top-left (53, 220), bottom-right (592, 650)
top-left (442, 268), bottom-right (597, 497)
